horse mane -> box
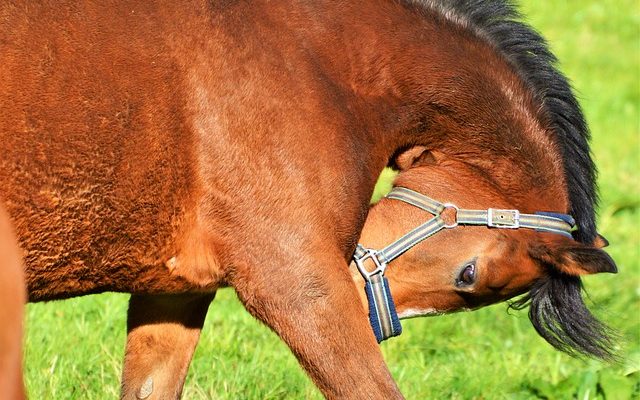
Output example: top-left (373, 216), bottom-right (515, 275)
top-left (407, 0), bottom-right (614, 359)
top-left (410, 0), bottom-right (597, 244)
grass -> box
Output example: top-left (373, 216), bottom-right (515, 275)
top-left (24, 1), bottom-right (639, 399)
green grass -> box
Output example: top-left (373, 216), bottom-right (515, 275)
top-left (24, 1), bottom-right (639, 399)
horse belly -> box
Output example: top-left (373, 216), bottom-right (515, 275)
top-left (0, 138), bottom-right (203, 301)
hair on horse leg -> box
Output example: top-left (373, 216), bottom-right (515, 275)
top-left (231, 252), bottom-right (403, 400)
top-left (0, 206), bottom-right (26, 400)
top-left (121, 294), bottom-right (214, 400)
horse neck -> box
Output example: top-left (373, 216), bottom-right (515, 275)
top-left (311, 2), bottom-right (569, 212)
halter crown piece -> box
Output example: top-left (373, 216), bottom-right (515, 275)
top-left (353, 186), bottom-right (576, 343)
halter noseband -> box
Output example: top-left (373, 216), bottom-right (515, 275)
top-left (353, 186), bottom-right (576, 343)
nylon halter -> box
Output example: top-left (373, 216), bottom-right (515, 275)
top-left (353, 186), bottom-right (576, 343)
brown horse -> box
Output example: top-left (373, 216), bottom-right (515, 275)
top-left (0, 0), bottom-right (616, 399)
top-left (0, 206), bottom-right (26, 400)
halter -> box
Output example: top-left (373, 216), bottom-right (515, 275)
top-left (353, 186), bottom-right (576, 343)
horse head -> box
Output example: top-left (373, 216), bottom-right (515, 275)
top-left (353, 153), bottom-right (617, 359)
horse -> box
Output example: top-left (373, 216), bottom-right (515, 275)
top-left (0, 205), bottom-right (26, 400)
top-left (0, 0), bottom-right (617, 398)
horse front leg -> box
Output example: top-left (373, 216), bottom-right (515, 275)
top-left (231, 251), bottom-right (403, 399)
top-left (121, 293), bottom-right (214, 400)
top-left (0, 206), bottom-right (26, 400)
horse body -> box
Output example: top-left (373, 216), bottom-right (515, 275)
top-left (2, 1), bottom-right (402, 397)
top-left (1, 1), bottom-right (564, 297)
top-left (2, 1), bottom-right (386, 300)
top-left (0, 1), bottom-right (616, 399)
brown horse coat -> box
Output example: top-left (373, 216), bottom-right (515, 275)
top-left (0, 1), bottom-right (615, 399)
top-left (1, 2), bottom-right (401, 397)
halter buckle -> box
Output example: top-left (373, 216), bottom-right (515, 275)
top-left (487, 208), bottom-right (520, 229)
top-left (353, 248), bottom-right (387, 281)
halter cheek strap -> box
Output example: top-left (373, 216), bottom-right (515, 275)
top-left (353, 246), bottom-right (402, 343)
top-left (352, 186), bottom-right (576, 343)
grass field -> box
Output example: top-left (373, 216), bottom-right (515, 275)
top-left (24, 1), bottom-right (639, 399)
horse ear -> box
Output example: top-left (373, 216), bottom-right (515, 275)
top-left (392, 146), bottom-right (435, 170)
top-left (593, 233), bottom-right (609, 248)
top-left (530, 237), bottom-right (617, 276)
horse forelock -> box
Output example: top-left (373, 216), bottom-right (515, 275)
top-left (509, 272), bottom-right (617, 360)
top-left (406, 0), bottom-right (598, 244)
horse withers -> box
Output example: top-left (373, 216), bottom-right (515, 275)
top-left (0, 0), bottom-right (616, 398)
top-left (0, 206), bottom-right (26, 400)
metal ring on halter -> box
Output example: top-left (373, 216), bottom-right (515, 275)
top-left (353, 248), bottom-right (387, 281)
top-left (442, 203), bottom-right (459, 229)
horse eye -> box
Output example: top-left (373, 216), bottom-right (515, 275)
top-left (456, 263), bottom-right (476, 287)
